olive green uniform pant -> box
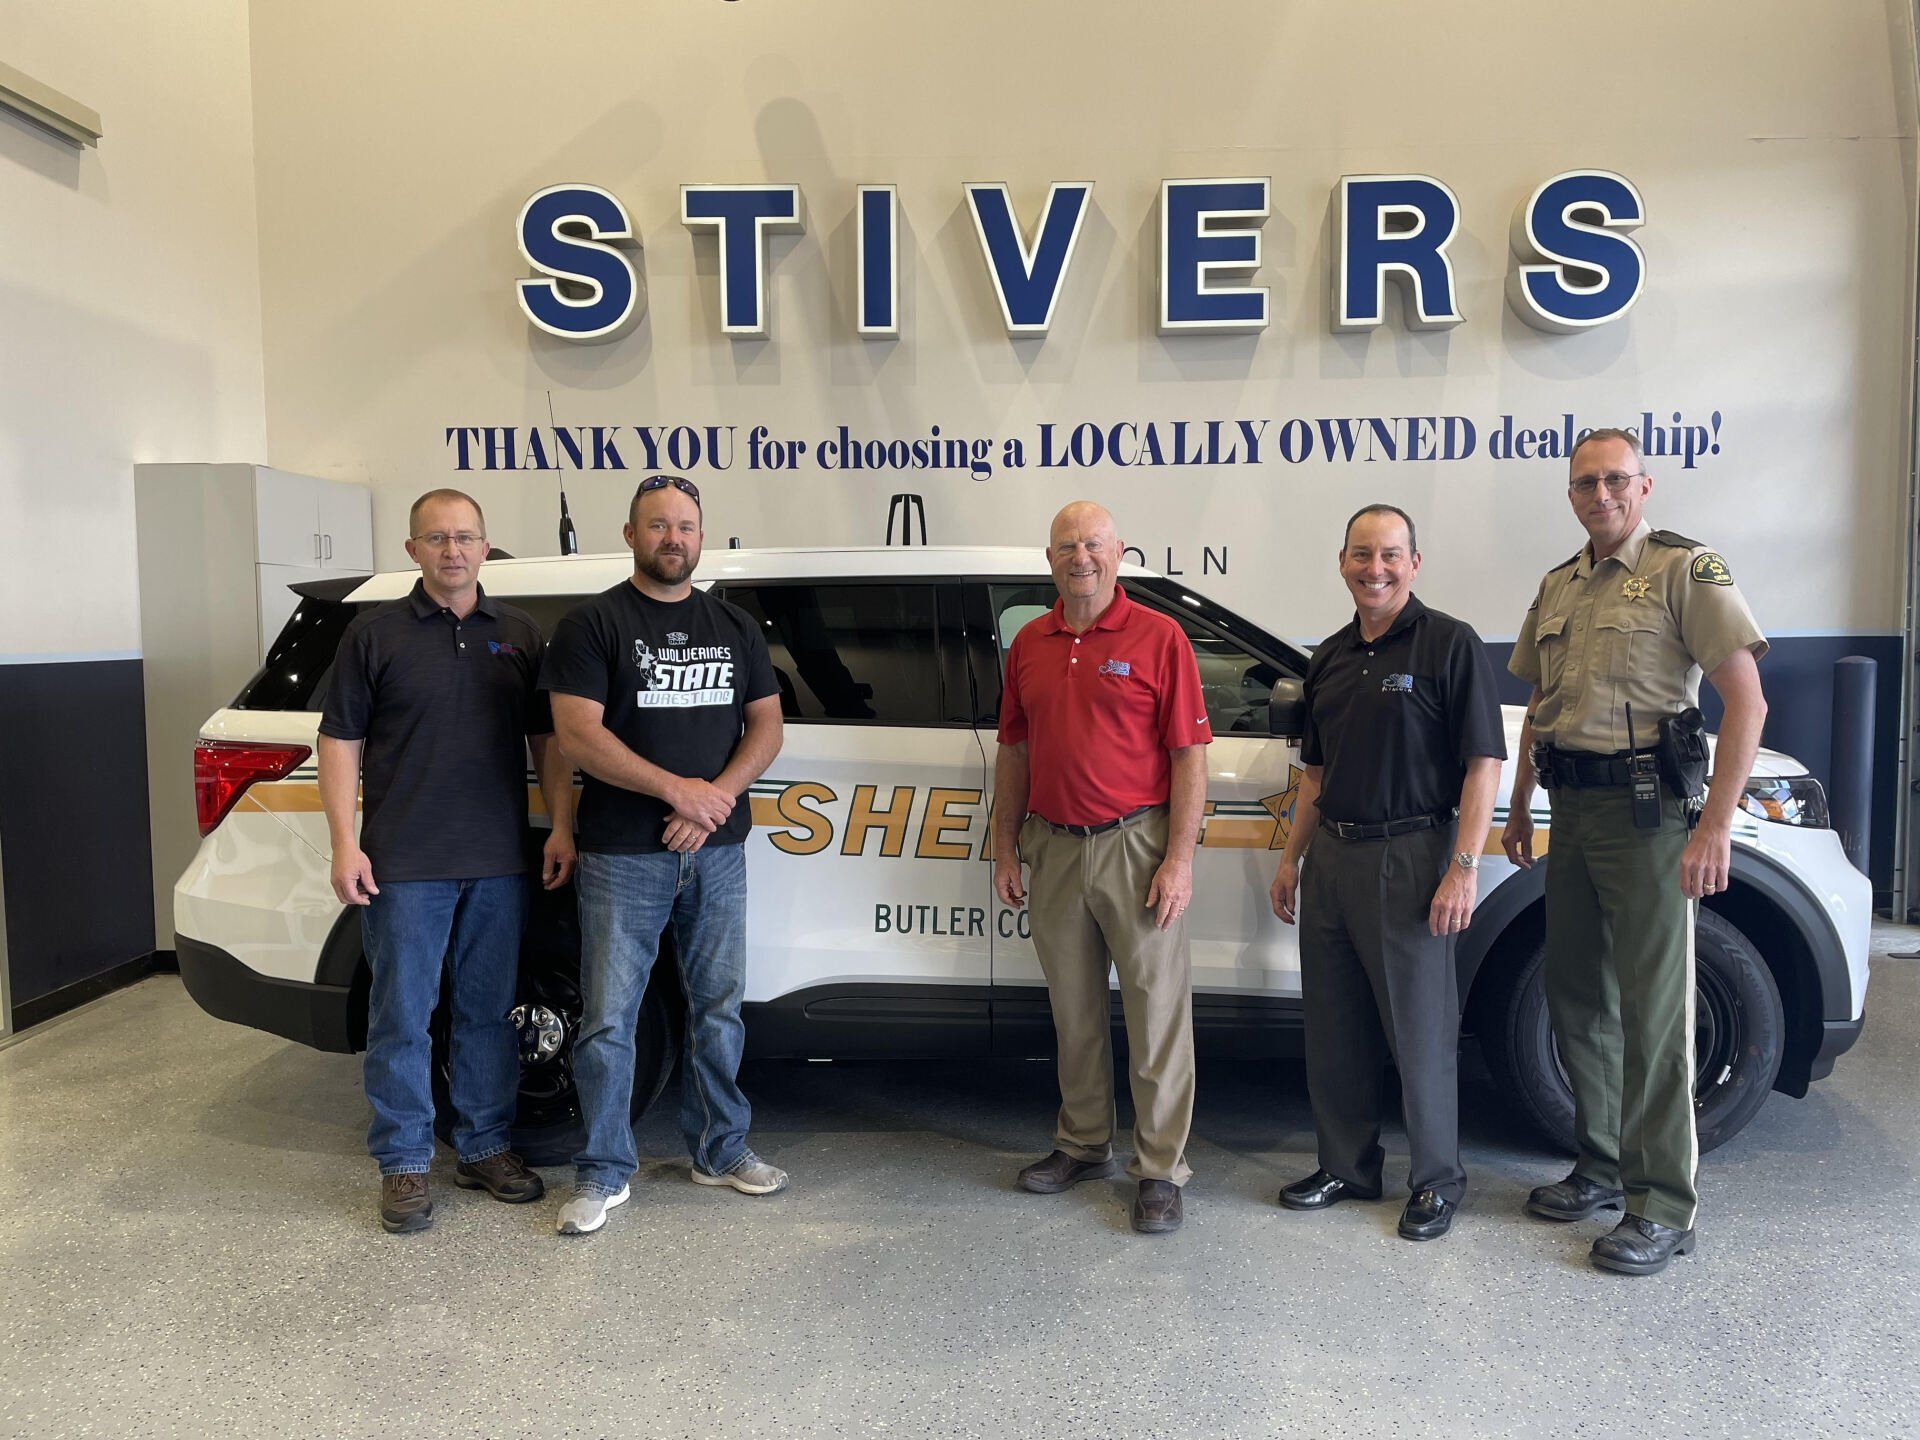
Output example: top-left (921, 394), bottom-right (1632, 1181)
top-left (1544, 786), bottom-right (1698, 1231)
top-left (1020, 807), bottom-right (1195, 1186)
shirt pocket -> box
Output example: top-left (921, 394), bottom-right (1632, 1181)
top-left (1532, 612), bottom-right (1570, 691)
top-left (1596, 609), bottom-right (1663, 684)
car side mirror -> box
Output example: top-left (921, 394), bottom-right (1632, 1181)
top-left (1268, 677), bottom-right (1306, 740)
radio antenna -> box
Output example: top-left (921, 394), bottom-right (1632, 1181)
top-left (547, 389), bottom-right (579, 556)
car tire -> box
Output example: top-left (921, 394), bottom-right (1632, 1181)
top-left (1484, 906), bottom-right (1785, 1157)
top-left (430, 886), bottom-right (681, 1169)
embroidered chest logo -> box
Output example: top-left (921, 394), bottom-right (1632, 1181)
top-left (1381, 673), bottom-right (1414, 694)
top-left (487, 640), bottom-right (520, 656)
top-left (1099, 658), bottom-right (1132, 677)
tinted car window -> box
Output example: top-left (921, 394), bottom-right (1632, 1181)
top-left (988, 581), bottom-right (1284, 736)
top-left (230, 592), bottom-right (368, 711)
top-left (720, 583), bottom-right (945, 724)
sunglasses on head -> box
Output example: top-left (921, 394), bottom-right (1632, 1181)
top-left (635, 474), bottom-right (701, 505)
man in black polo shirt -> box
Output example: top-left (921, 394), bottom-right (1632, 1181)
top-left (1268, 504), bottom-right (1505, 1241)
top-left (318, 488), bottom-right (577, 1234)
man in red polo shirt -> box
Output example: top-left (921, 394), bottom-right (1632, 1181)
top-left (992, 500), bottom-right (1212, 1235)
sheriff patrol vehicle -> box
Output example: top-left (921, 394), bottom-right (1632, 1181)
top-left (175, 548), bottom-right (1870, 1164)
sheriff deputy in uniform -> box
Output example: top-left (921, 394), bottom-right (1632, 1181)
top-left (1270, 504), bottom-right (1506, 1241)
top-left (1502, 427), bottom-right (1768, 1277)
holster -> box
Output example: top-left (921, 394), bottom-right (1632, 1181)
top-left (1655, 707), bottom-right (1709, 800)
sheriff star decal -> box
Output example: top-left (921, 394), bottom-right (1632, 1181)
top-left (1690, 552), bottom-right (1735, 586)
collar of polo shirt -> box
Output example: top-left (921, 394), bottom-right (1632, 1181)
top-left (1038, 586), bottom-right (1133, 635)
top-left (1341, 591), bottom-right (1427, 647)
top-left (407, 578), bottom-right (498, 619)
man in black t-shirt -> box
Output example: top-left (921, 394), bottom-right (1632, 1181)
top-left (318, 488), bottom-right (578, 1235)
top-left (541, 474), bottom-right (786, 1236)
top-left (1267, 505), bottom-right (1507, 1242)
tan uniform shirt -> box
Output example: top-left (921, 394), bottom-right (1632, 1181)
top-left (1509, 519), bottom-right (1767, 755)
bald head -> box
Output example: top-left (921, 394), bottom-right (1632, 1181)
top-left (1046, 500), bottom-right (1124, 618)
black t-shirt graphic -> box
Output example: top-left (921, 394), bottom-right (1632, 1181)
top-left (540, 581), bottom-right (779, 853)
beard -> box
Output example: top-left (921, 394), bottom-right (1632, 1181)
top-left (639, 547), bottom-right (696, 585)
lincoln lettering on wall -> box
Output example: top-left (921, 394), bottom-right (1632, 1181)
top-left (514, 171), bottom-right (1647, 345)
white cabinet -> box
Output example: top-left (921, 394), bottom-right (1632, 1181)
top-left (135, 463), bottom-right (375, 952)
top-left (256, 466), bottom-right (373, 574)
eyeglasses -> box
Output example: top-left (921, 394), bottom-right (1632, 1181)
top-left (1568, 471), bottom-right (1645, 496)
top-left (635, 474), bottom-right (701, 504)
top-left (411, 531), bottom-right (486, 549)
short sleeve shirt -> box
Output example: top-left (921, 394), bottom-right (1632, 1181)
top-left (317, 582), bottom-right (551, 882)
top-left (539, 581), bottom-right (778, 853)
top-left (1509, 519), bottom-right (1768, 754)
top-left (998, 586), bottom-right (1212, 827)
top-left (1300, 595), bottom-right (1508, 825)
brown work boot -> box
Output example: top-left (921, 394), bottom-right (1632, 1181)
top-left (1132, 1179), bottom-right (1184, 1235)
top-left (380, 1173), bottom-right (433, 1233)
top-left (1018, 1149), bottom-right (1120, 1194)
top-left (454, 1152), bottom-right (545, 1203)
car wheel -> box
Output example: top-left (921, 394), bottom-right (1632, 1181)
top-left (431, 886), bottom-right (681, 1168)
top-left (1485, 906), bottom-right (1785, 1156)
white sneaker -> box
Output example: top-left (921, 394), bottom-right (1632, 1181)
top-left (556, 1183), bottom-right (630, 1235)
top-left (691, 1153), bottom-right (789, 1195)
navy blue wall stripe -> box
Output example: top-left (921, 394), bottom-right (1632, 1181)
top-left (0, 659), bottom-right (155, 1008)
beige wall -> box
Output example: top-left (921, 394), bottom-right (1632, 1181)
top-left (0, 0), bottom-right (268, 658)
top-left (245, 1), bottom-right (1918, 645)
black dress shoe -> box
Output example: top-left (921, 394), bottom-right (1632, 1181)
top-left (1397, 1189), bottom-right (1457, 1241)
top-left (1590, 1215), bottom-right (1697, 1275)
top-left (1132, 1179), bottom-right (1184, 1234)
top-left (1017, 1149), bottom-right (1119, 1194)
top-left (1525, 1170), bottom-right (1625, 1222)
top-left (1278, 1168), bottom-right (1382, 1211)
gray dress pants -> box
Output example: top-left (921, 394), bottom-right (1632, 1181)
top-left (1298, 824), bottom-right (1465, 1201)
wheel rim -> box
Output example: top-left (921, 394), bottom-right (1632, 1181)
top-left (510, 965), bottom-right (583, 1132)
top-left (1547, 975), bottom-right (1742, 1111)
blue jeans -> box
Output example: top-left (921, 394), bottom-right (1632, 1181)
top-left (361, 875), bottom-right (527, 1175)
top-left (573, 844), bottom-right (752, 1193)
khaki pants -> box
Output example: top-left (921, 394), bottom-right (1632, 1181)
top-left (1020, 807), bottom-right (1195, 1185)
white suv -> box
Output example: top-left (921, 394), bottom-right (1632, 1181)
top-left (175, 546), bottom-right (1871, 1164)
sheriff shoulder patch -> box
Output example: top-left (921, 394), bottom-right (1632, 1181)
top-left (1690, 552), bottom-right (1734, 586)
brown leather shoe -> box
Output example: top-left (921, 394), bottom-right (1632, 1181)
top-left (1132, 1179), bottom-right (1184, 1234)
top-left (454, 1152), bottom-right (545, 1203)
top-left (380, 1173), bottom-right (433, 1233)
top-left (1017, 1149), bottom-right (1119, 1194)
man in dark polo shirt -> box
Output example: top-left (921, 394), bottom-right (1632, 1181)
top-left (992, 500), bottom-right (1212, 1236)
top-left (1269, 504), bottom-right (1505, 1241)
top-left (541, 474), bottom-right (785, 1237)
top-left (318, 488), bottom-right (577, 1234)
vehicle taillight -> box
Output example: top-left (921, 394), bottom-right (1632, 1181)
top-left (194, 739), bottom-right (311, 836)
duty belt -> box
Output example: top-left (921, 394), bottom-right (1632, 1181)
top-left (1039, 803), bottom-right (1161, 838)
top-left (1318, 807), bottom-right (1456, 842)
top-left (1537, 745), bottom-right (1657, 790)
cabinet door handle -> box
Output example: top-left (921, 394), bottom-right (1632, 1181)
top-left (323, 534), bottom-right (332, 561)
top-left (313, 532), bottom-right (322, 560)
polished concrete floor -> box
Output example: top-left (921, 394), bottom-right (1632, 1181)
top-left (4, 935), bottom-right (1919, 1439)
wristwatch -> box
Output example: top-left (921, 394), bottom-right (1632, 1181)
top-left (1454, 851), bottom-right (1479, 871)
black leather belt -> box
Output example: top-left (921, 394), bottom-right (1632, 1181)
top-left (1318, 807), bottom-right (1456, 842)
top-left (1038, 803), bottom-right (1161, 838)
top-left (1539, 746), bottom-right (1656, 790)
